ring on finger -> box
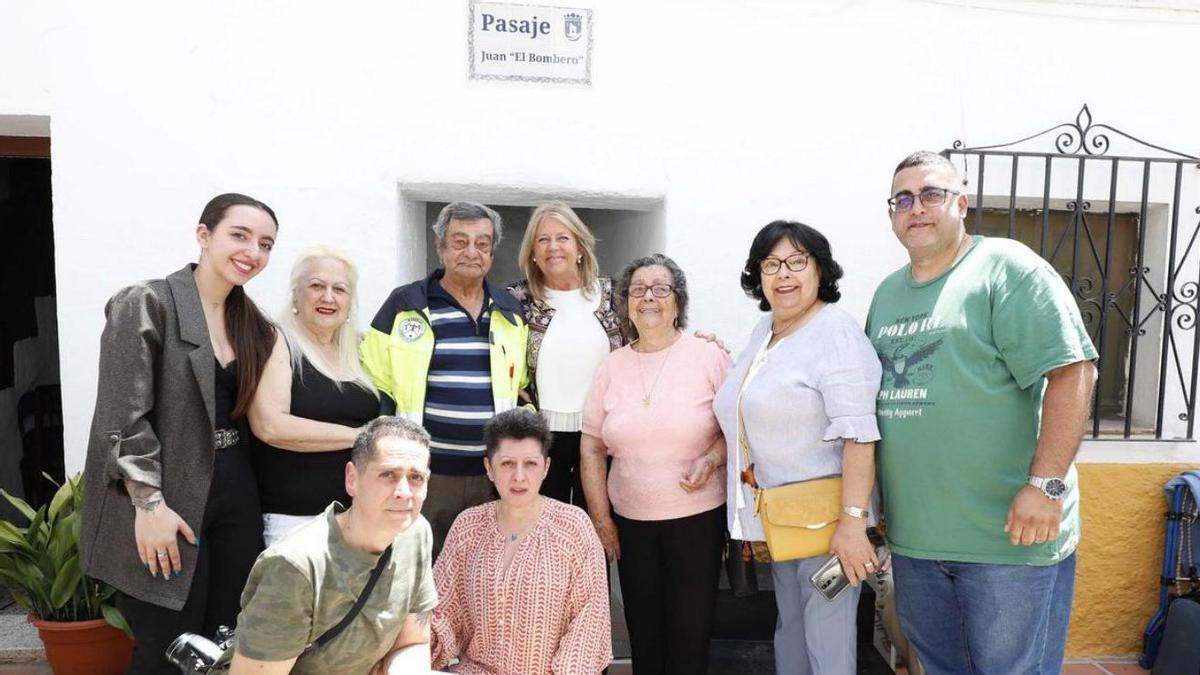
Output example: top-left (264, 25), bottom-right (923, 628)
top-left (156, 551), bottom-right (168, 559)
top-left (864, 562), bottom-right (876, 571)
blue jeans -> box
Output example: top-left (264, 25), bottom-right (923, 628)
top-left (892, 552), bottom-right (1076, 675)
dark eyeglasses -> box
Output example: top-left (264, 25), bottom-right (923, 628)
top-left (628, 284), bottom-right (673, 298)
top-left (759, 252), bottom-right (809, 275)
top-left (887, 187), bottom-right (960, 212)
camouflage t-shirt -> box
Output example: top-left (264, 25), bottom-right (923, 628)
top-left (231, 502), bottom-right (437, 674)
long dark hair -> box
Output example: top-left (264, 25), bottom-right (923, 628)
top-left (199, 193), bottom-right (278, 418)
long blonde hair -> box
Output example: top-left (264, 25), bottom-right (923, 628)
top-left (517, 202), bottom-right (600, 301)
top-left (276, 245), bottom-right (377, 396)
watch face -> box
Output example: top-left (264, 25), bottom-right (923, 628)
top-left (1045, 478), bottom-right (1067, 498)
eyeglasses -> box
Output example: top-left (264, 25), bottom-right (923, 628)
top-left (759, 252), bottom-right (809, 275)
top-left (887, 187), bottom-right (961, 212)
top-left (446, 236), bottom-right (493, 253)
top-left (628, 284), bottom-right (673, 298)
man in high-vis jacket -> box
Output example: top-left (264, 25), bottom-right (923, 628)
top-left (361, 201), bottom-right (529, 557)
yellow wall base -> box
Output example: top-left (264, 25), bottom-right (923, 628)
top-left (1068, 463), bottom-right (1194, 657)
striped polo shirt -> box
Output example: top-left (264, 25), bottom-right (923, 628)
top-left (423, 280), bottom-right (495, 475)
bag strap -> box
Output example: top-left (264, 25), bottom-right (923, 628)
top-left (735, 359), bottom-right (757, 487)
top-left (308, 544), bottom-right (393, 651)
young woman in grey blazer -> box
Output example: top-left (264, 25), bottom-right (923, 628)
top-left (80, 193), bottom-right (278, 674)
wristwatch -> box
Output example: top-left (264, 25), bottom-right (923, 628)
top-left (1027, 475), bottom-right (1067, 501)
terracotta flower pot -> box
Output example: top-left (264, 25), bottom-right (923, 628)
top-left (28, 615), bottom-right (134, 675)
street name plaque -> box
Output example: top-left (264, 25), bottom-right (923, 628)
top-left (468, 1), bottom-right (593, 85)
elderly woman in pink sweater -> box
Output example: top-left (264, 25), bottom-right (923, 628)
top-left (580, 253), bottom-right (732, 675)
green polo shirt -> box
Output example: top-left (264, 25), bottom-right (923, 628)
top-left (866, 236), bottom-right (1097, 565)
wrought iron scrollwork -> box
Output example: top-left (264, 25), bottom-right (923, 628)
top-left (950, 104), bottom-right (1200, 161)
top-left (945, 105), bottom-right (1200, 439)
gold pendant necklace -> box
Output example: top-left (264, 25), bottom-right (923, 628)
top-left (636, 334), bottom-right (678, 408)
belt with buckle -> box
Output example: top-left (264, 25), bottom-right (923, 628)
top-left (213, 428), bottom-right (240, 449)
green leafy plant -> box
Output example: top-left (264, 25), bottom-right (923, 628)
top-left (0, 473), bottom-right (131, 636)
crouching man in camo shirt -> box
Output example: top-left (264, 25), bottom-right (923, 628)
top-left (228, 417), bottom-right (438, 674)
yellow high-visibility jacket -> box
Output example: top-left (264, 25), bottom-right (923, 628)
top-left (360, 270), bottom-right (529, 422)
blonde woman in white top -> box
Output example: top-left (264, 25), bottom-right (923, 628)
top-left (507, 202), bottom-right (624, 509)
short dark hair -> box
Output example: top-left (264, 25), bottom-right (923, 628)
top-left (615, 253), bottom-right (689, 341)
top-left (740, 221), bottom-right (843, 311)
top-left (483, 408), bottom-right (552, 459)
top-left (351, 416), bottom-right (431, 468)
top-left (892, 151), bottom-right (964, 186)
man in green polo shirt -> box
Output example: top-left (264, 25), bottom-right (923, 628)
top-left (866, 151), bottom-right (1097, 675)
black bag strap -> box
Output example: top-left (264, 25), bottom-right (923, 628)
top-left (307, 544), bottom-right (393, 652)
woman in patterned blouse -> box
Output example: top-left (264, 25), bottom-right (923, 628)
top-left (430, 408), bottom-right (612, 674)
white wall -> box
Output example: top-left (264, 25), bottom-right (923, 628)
top-left (2, 0), bottom-right (1198, 470)
top-left (0, 2), bottom-right (52, 122)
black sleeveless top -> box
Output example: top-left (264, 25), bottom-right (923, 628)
top-left (251, 354), bottom-right (378, 515)
top-left (214, 358), bottom-right (246, 444)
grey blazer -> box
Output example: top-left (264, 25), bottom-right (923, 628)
top-left (80, 264), bottom-right (221, 610)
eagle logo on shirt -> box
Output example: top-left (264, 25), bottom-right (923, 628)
top-left (878, 338), bottom-right (944, 387)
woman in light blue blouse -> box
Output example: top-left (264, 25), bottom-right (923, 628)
top-left (712, 220), bottom-right (883, 674)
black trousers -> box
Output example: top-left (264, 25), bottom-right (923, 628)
top-left (614, 505), bottom-right (725, 675)
top-left (119, 446), bottom-right (263, 674)
top-left (539, 430), bottom-right (590, 510)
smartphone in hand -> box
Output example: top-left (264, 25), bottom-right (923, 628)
top-left (809, 527), bottom-right (890, 601)
top-left (810, 554), bottom-right (851, 600)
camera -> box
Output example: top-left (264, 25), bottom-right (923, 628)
top-left (166, 626), bottom-right (235, 674)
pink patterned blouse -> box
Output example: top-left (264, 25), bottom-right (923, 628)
top-left (430, 499), bottom-right (612, 675)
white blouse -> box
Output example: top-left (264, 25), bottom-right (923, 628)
top-left (537, 285), bottom-right (611, 432)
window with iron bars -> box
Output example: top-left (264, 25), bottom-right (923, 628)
top-left (945, 105), bottom-right (1200, 440)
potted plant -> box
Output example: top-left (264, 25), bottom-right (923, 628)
top-left (0, 474), bottom-right (133, 675)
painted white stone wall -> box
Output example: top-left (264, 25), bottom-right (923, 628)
top-left (1, 1), bottom-right (1198, 470)
top-left (0, 2), bottom-right (51, 121)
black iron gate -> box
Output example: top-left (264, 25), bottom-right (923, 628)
top-left (943, 105), bottom-right (1200, 440)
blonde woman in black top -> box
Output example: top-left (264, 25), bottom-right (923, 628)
top-left (248, 245), bottom-right (379, 546)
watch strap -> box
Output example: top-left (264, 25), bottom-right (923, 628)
top-left (1027, 475), bottom-right (1066, 500)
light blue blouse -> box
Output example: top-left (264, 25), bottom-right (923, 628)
top-left (713, 304), bottom-right (883, 541)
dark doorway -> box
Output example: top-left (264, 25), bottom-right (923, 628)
top-left (0, 136), bottom-right (63, 515)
